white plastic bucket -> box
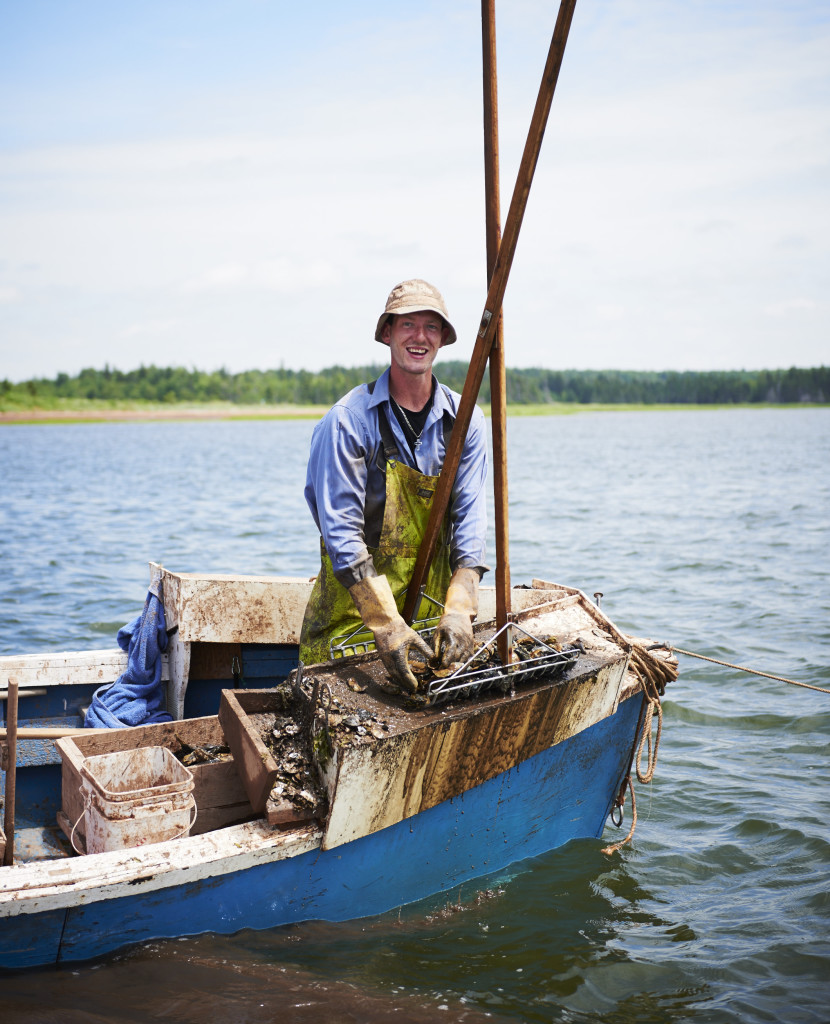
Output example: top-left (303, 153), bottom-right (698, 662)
top-left (77, 746), bottom-right (195, 854)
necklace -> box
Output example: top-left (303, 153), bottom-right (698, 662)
top-left (391, 397), bottom-right (424, 450)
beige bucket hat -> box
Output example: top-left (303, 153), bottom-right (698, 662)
top-left (375, 279), bottom-right (457, 345)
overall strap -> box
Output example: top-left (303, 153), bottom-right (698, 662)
top-left (368, 379), bottom-right (402, 461)
top-left (441, 410), bottom-right (454, 449)
top-left (437, 383), bottom-right (456, 451)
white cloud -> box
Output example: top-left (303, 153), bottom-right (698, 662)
top-left (179, 259), bottom-right (341, 295)
top-left (120, 318), bottom-right (182, 338)
top-left (763, 298), bottom-right (818, 317)
top-left (1, 1), bottom-right (829, 378)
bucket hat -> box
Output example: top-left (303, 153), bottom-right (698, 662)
top-left (375, 279), bottom-right (457, 345)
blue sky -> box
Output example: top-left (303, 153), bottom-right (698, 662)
top-left (1, 0), bottom-right (828, 380)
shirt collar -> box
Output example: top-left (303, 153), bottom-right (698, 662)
top-left (366, 368), bottom-right (391, 409)
top-left (367, 368), bottom-right (452, 423)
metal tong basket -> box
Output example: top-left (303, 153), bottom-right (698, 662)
top-left (425, 622), bottom-right (582, 705)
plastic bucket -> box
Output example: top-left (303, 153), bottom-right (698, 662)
top-left (78, 746), bottom-right (195, 854)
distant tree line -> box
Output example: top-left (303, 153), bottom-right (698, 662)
top-left (2, 362), bottom-right (828, 406)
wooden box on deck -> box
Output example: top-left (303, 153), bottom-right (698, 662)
top-left (56, 715), bottom-right (254, 847)
top-left (218, 689), bottom-right (314, 827)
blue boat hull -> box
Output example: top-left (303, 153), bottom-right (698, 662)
top-left (2, 692), bottom-right (642, 969)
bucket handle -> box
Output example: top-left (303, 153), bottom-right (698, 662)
top-left (69, 793), bottom-right (92, 856)
top-left (169, 798), bottom-right (198, 843)
top-left (69, 795), bottom-right (198, 856)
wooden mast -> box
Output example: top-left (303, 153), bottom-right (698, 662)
top-left (403, 0), bottom-right (578, 624)
top-left (482, 0), bottom-right (512, 665)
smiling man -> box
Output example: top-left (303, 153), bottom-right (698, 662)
top-left (299, 279), bottom-right (488, 693)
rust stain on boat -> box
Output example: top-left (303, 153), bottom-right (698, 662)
top-left (320, 654), bottom-right (627, 850)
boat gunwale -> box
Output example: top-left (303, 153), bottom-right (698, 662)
top-left (0, 819), bottom-right (323, 913)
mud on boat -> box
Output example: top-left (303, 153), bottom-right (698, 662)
top-left (0, 567), bottom-right (675, 969)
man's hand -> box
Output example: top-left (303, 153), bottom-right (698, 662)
top-left (348, 574), bottom-right (433, 693)
top-left (373, 620), bottom-right (434, 693)
top-left (434, 568), bottom-right (479, 668)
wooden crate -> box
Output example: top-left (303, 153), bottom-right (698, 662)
top-left (56, 715), bottom-right (254, 846)
top-left (219, 689), bottom-right (315, 826)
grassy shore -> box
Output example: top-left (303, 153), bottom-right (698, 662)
top-left (0, 398), bottom-right (824, 425)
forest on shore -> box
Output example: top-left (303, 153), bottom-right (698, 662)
top-left (2, 362), bottom-right (828, 409)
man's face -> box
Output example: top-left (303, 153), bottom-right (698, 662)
top-left (382, 310), bottom-right (449, 378)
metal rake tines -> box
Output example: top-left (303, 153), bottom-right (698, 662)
top-left (425, 622), bottom-right (581, 704)
top-left (328, 614), bottom-right (443, 660)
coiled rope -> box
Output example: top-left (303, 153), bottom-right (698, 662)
top-left (602, 640), bottom-right (677, 855)
top-left (601, 639), bottom-right (826, 856)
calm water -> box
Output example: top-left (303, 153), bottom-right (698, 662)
top-left (1, 409), bottom-right (829, 1023)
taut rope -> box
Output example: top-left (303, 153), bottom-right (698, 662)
top-left (670, 648), bottom-right (830, 694)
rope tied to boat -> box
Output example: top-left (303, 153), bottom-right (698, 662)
top-left (602, 640), bottom-right (677, 856)
top-left (630, 639), bottom-right (678, 778)
top-left (670, 647), bottom-right (830, 695)
top-left (602, 776), bottom-right (636, 856)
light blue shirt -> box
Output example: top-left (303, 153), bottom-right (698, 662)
top-left (304, 368), bottom-right (488, 589)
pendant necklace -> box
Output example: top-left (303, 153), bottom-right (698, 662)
top-left (391, 398), bottom-right (424, 450)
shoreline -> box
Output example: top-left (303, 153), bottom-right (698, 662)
top-left (0, 401), bottom-right (825, 426)
top-left (0, 404), bottom-right (329, 425)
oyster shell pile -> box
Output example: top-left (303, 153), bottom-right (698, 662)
top-left (173, 738), bottom-right (233, 767)
top-left (261, 683), bottom-right (327, 814)
top-left (318, 685), bottom-right (391, 742)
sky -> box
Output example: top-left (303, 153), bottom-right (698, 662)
top-left (1, 0), bottom-right (828, 381)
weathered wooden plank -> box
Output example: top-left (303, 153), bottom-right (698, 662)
top-left (167, 630), bottom-right (191, 721)
top-left (1, 727), bottom-right (106, 740)
top-left (0, 820), bottom-right (322, 912)
top-left (218, 692), bottom-right (280, 812)
top-left (151, 564), bottom-right (564, 646)
top-left (156, 565), bottom-right (315, 644)
top-left (0, 649), bottom-right (169, 688)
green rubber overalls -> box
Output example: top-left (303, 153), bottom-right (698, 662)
top-left (299, 399), bottom-right (453, 666)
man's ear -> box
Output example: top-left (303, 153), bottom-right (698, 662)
top-left (440, 324), bottom-right (451, 347)
top-left (381, 319), bottom-right (392, 344)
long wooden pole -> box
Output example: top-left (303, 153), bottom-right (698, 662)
top-left (2, 679), bottom-right (18, 866)
top-left (404, 0), bottom-right (578, 623)
top-left (482, 0), bottom-right (512, 665)
top-left (1, 727), bottom-right (107, 739)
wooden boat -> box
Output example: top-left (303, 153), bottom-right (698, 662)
top-left (0, 566), bottom-right (675, 969)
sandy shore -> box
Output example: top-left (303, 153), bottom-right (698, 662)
top-left (0, 404), bottom-right (328, 424)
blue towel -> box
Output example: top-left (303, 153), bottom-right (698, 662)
top-left (85, 585), bottom-right (173, 729)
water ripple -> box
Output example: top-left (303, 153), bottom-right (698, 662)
top-left (2, 409), bottom-right (829, 1024)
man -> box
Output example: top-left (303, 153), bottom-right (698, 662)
top-left (300, 279), bottom-right (488, 693)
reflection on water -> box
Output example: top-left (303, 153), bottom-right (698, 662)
top-left (2, 409), bottom-right (829, 1024)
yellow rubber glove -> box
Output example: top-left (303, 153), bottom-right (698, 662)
top-left (434, 567), bottom-right (479, 668)
top-left (349, 575), bottom-right (434, 693)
